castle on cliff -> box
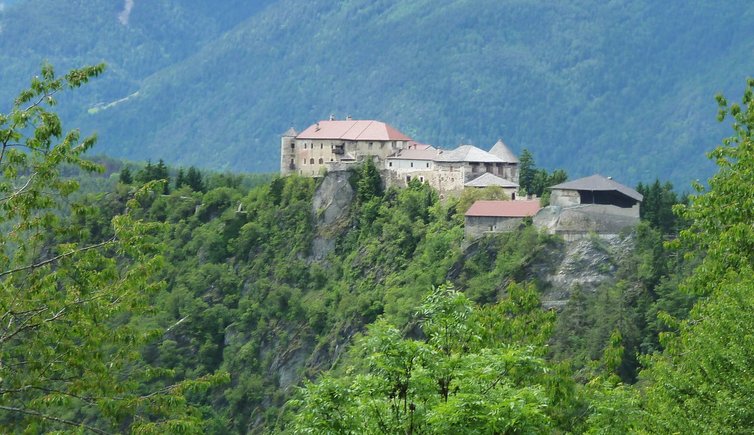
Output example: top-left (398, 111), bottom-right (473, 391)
top-left (281, 117), bottom-right (644, 240)
top-left (280, 117), bottom-right (520, 196)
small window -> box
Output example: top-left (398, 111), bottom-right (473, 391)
top-left (419, 176), bottom-right (425, 182)
top-left (310, 158), bottom-right (315, 164)
top-left (368, 142), bottom-right (373, 149)
top-left (330, 158), bottom-right (334, 162)
top-left (302, 159), bottom-right (306, 165)
top-left (318, 158), bottom-right (323, 164)
top-left (304, 143), bottom-right (307, 149)
top-left (426, 162), bottom-right (430, 168)
top-left (389, 162), bottom-right (393, 167)
top-left (320, 143), bottom-right (323, 149)
top-left (290, 143), bottom-right (295, 149)
top-left (410, 162), bottom-right (414, 168)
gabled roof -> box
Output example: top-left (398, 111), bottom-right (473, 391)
top-left (405, 141), bottom-right (436, 151)
top-left (282, 127), bottom-right (298, 137)
top-left (296, 120), bottom-right (412, 141)
top-left (464, 173), bottom-right (519, 188)
top-left (488, 139), bottom-right (519, 163)
top-left (436, 145), bottom-right (504, 163)
top-left (388, 148), bottom-right (438, 161)
top-left (465, 200), bottom-right (541, 218)
top-left (550, 174), bottom-right (643, 201)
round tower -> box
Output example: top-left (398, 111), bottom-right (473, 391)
top-left (280, 127), bottom-right (298, 175)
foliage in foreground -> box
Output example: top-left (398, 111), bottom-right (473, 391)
top-left (0, 64), bottom-right (225, 433)
top-left (290, 283), bottom-right (570, 434)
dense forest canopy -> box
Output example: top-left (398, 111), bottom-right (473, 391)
top-left (1, 1), bottom-right (753, 185)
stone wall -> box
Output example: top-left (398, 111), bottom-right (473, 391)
top-left (533, 204), bottom-right (640, 240)
top-left (464, 216), bottom-right (525, 240)
top-left (550, 189), bottom-right (581, 207)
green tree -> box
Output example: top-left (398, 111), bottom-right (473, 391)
top-left (291, 283), bottom-right (563, 434)
top-left (518, 148), bottom-right (535, 194)
top-left (0, 64), bottom-right (224, 432)
top-left (119, 165), bottom-right (133, 184)
top-left (638, 79), bottom-right (754, 433)
top-left (175, 167), bottom-right (186, 189)
top-left (185, 166), bottom-right (205, 192)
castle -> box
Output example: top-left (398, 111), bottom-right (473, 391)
top-left (280, 118), bottom-right (520, 196)
top-left (281, 118), bottom-right (643, 240)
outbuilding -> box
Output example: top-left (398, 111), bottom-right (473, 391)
top-left (464, 200), bottom-right (541, 239)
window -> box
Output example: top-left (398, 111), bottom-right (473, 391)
top-left (310, 158), bottom-right (315, 164)
top-left (318, 158), bottom-right (323, 164)
top-left (368, 142), bottom-right (373, 150)
top-left (426, 162), bottom-right (430, 168)
top-left (302, 159), bottom-right (306, 165)
top-left (290, 143), bottom-right (295, 149)
top-left (410, 162), bottom-right (414, 168)
top-left (320, 143), bottom-right (323, 149)
top-left (406, 176), bottom-right (411, 182)
top-left (389, 162), bottom-right (393, 167)
top-left (419, 176), bottom-right (425, 182)
top-left (304, 143), bottom-right (307, 149)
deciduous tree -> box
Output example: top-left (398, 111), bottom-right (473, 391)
top-left (0, 64), bottom-right (224, 433)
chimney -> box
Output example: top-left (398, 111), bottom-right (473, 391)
top-left (329, 114), bottom-right (335, 121)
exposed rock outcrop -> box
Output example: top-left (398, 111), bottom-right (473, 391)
top-left (528, 233), bottom-right (634, 309)
top-left (310, 170), bottom-right (354, 260)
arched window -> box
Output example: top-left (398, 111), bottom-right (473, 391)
top-left (318, 158), bottom-right (323, 164)
top-left (310, 158), bottom-right (315, 164)
top-left (290, 143), bottom-right (295, 149)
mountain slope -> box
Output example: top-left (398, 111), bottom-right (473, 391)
top-left (2, 1), bottom-right (753, 186)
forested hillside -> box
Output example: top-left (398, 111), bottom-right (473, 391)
top-left (2, 1), bottom-right (754, 185)
top-left (5, 64), bottom-right (754, 433)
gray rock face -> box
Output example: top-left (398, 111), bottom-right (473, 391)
top-left (532, 234), bottom-right (633, 309)
top-left (310, 170), bottom-right (354, 260)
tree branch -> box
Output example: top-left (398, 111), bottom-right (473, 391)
top-left (0, 237), bottom-right (116, 278)
top-left (0, 405), bottom-right (110, 434)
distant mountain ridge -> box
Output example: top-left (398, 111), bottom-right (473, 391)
top-left (2, 0), bottom-right (753, 186)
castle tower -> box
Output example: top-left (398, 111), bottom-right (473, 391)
top-left (280, 127), bottom-right (298, 175)
top-left (489, 138), bottom-right (520, 184)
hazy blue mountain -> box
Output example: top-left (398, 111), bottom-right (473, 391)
top-left (2, 0), bottom-right (753, 186)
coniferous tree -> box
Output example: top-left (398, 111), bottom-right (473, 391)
top-left (175, 168), bottom-right (186, 189)
top-left (119, 166), bottom-right (133, 184)
top-left (186, 166), bottom-right (205, 192)
top-left (518, 148), bottom-right (535, 194)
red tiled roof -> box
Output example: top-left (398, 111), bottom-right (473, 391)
top-left (465, 200), bottom-right (541, 218)
top-left (297, 120), bottom-right (412, 141)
